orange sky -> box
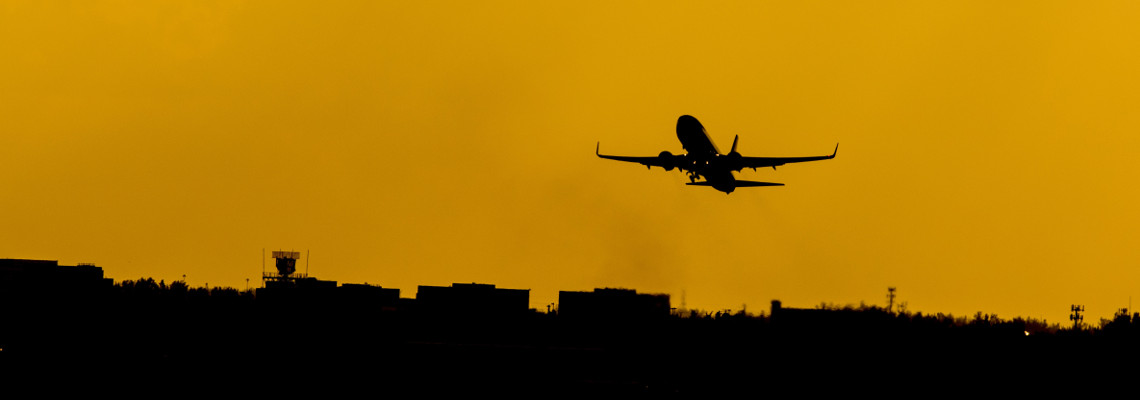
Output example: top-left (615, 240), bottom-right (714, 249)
top-left (3, 1), bottom-right (1139, 325)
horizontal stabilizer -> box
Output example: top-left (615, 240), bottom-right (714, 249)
top-left (734, 180), bottom-right (784, 187)
top-left (686, 181), bottom-right (784, 187)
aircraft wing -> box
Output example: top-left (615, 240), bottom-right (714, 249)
top-left (596, 142), bottom-right (682, 170)
top-left (735, 144), bottom-right (838, 170)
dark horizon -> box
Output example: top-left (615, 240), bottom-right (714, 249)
top-left (2, 257), bottom-right (1113, 331)
top-left (4, 257), bottom-right (1136, 393)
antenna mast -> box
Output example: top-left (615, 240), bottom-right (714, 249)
top-left (1070, 304), bottom-right (1085, 330)
top-left (887, 287), bottom-right (896, 313)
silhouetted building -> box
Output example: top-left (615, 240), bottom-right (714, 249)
top-left (0, 258), bottom-right (113, 297)
top-left (558, 288), bottom-right (670, 320)
top-left (769, 299), bottom-right (844, 323)
top-left (257, 275), bottom-right (338, 306)
top-left (415, 283), bottom-right (530, 316)
top-left (0, 259), bottom-right (115, 358)
top-left (768, 299), bottom-right (902, 339)
top-left (262, 276), bottom-right (337, 290)
top-left (339, 283), bottom-right (400, 310)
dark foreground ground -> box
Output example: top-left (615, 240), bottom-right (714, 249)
top-left (3, 298), bottom-right (1137, 395)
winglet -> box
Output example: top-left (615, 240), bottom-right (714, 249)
top-left (831, 143), bottom-right (839, 158)
top-left (730, 135), bottom-right (739, 154)
top-left (596, 142), bottom-right (600, 156)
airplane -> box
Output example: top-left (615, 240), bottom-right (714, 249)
top-left (596, 115), bottom-right (837, 194)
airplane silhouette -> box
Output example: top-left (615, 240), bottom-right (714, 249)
top-left (597, 115), bottom-right (837, 194)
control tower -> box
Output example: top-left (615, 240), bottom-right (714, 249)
top-left (263, 250), bottom-right (307, 288)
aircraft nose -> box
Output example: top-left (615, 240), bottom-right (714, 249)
top-left (676, 115), bottom-right (706, 137)
top-left (677, 115), bottom-right (701, 130)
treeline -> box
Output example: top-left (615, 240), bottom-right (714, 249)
top-left (673, 301), bottom-right (1132, 337)
top-left (113, 277), bottom-right (251, 302)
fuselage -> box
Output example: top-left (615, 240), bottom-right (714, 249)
top-left (676, 115), bottom-right (738, 193)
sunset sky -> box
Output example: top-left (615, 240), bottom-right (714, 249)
top-left (3, 1), bottom-right (1139, 325)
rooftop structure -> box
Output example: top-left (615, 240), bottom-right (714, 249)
top-left (0, 258), bottom-right (112, 295)
top-left (416, 283), bottom-right (530, 316)
top-left (558, 288), bottom-right (670, 320)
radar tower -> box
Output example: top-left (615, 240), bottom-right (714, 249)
top-left (263, 250), bottom-right (306, 288)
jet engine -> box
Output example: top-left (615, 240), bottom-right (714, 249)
top-left (658, 151), bottom-right (675, 171)
top-left (725, 134), bottom-right (743, 169)
top-left (725, 150), bottom-right (742, 168)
